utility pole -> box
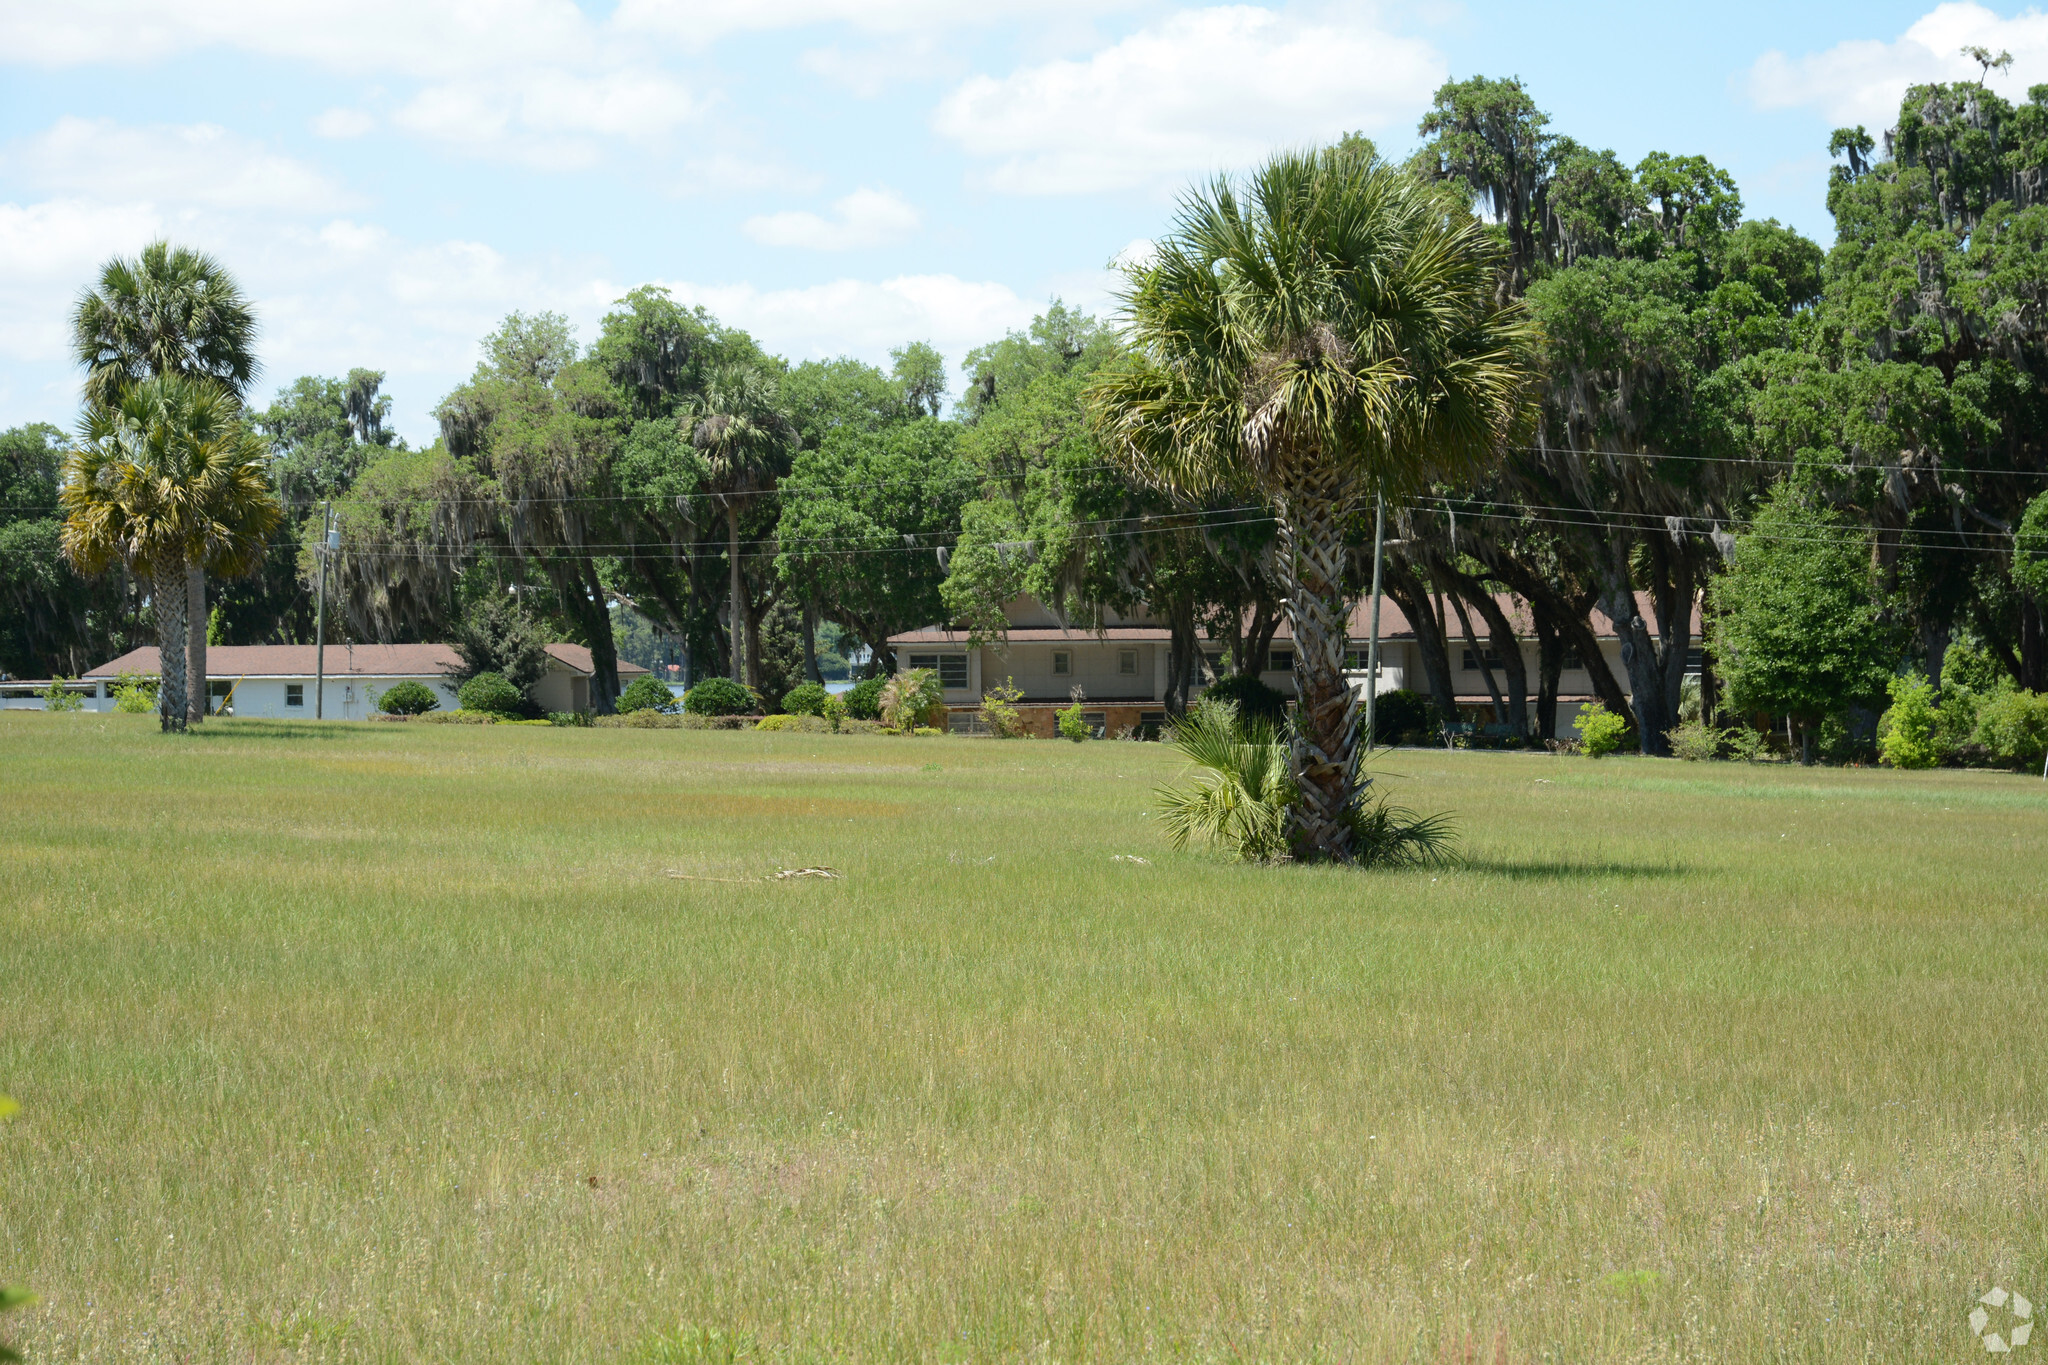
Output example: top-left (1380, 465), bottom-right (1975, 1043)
top-left (1365, 491), bottom-right (1386, 748)
top-left (314, 503), bottom-right (334, 719)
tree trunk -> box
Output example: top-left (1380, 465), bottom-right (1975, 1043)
top-left (1600, 555), bottom-right (1670, 756)
top-left (2023, 594), bottom-right (2044, 693)
top-left (802, 601), bottom-right (822, 684)
top-left (726, 505), bottom-right (745, 685)
top-left (1384, 559), bottom-right (1458, 727)
top-left (186, 565), bottom-right (208, 724)
top-left (578, 562), bottom-right (622, 715)
top-left (1448, 590), bottom-right (1506, 725)
top-left (1451, 574), bottom-right (1530, 736)
top-left (153, 557), bottom-right (188, 733)
top-left (1532, 603), bottom-right (1563, 741)
top-left (1276, 475), bottom-right (1361, 862)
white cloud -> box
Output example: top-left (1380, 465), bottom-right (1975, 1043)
top-left (932, 4), bottom-right (1445, 195)
top-left (0, 2), bottom-right (705, 166)
top-left (743, 187), bottom-right (922, 250)
top-left (1748, 2), bottom-right (2048, 129)
top-left (657, 273), bottom-right (1037, 374)
top-left (0, 198), bottom-right (164, 363)
top-left (3, 117), bottom-right (356, 214)
top-left (674, 152), bottom-right (824, 198)
top-left (313, 107), bottom-right (376, 139)
top-left (614, 0), bottom-right (1125, 48)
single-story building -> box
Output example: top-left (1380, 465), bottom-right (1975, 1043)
top-left (888, 593), bottom-right (1700, 738)
top-left (53, 642), bottom-right (644, 718)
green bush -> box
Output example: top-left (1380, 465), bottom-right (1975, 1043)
top-left (1202, 674), bottom-right (1287, 727)
top-left (1667, 719), bottom-right (1723, 761)
top-left (1057, 702), bottom-right (1089, 742)
top-left (821, 694), bottom-right (847, 732)
top-left (1975, 689), bottom-right (2048, 770)
top-left (1725, 725), bottom-right (1773, 762)
top-left (1573, 703), bottom-right (1629, 758)
top-left (457, 672), bottom-right (523, 717)
top-left (682, 677), bottom-right (757, 716)
top-left (843, 676), bottom-right (885, 721)
top-left (781, 681), bottom-right (829, 717)
top-left (377, 679), bottom-right (441, 716)
top-left (880, 669), bottom-right (948, 731)
top-left (617, 675), bottom-right (676, 715)
top-left (979, 677), bottom-right (1026, 738)
top-left (111, 672), bottom-right (157, 714)
top-left (911, 726), bottom-right (943, 737)
top-left (756, 713), bottom-right (831, 733)
top-left (418, 709), bottom-right (497, 725)
top-left (548, 710), bottom-right (592, 727)
top-left (1363, 688), bottom-right (1437, 744)
top-left (41, 677), bottom-right (84, 713)
top-left (1877, 675), bottom-right (1943, 769)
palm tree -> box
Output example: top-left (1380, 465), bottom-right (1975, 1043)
top-left (690, 366), bottom-right (795, 687)
top-left (73, 242), bottom-right (259, 723)
top-left (1090, 149), bottom-right (1537, 861)
top-left (60, 376), bottom-right (281, 732)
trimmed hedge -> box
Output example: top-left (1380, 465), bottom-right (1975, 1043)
top-left (843, 676), bottom-right (885, 721)
top-left (377, 679), bottom-right (441, 715)
top-left (683, 677), bottom-right (758, 716)
top-left (616, 675), bottom-right (676, 715)
top-left (457, 672), bottom-right (523, 717)
top-left (781, 681), bottom-right (829, 717)
top-left (1202, 674), bottom-right (1287, 727)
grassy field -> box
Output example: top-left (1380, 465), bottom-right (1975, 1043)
top-left (1, 713), bottom-right (2045, 1363)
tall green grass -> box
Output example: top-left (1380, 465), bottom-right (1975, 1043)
top-left (2, 713), bottom-right (2045, 1361)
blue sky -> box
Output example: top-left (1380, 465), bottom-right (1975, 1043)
top-left (2, 1), bottom-right (2042, 442)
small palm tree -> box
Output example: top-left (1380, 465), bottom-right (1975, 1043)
top-left (1092, 149), bottom-right (1535, 861)
top-left (61, 376), bottom-right (280, 731)
top-left (73, 241), bottom-right (260, 723)
top-left (1156, 703), bottom-right (1456, 866)
top-left (691, 365), bottom-right (795, 686)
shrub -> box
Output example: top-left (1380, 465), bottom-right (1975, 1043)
top-left (377, 679), bottom-right (441, 716)
top-left (1725, 725), bottom-right (1773, 762)
top-left (1877, 675), bottom-right (1943, 769)
top-left (1667, 719), bottom-right (1723, 762)
top-left (843, 675), bottom-right (885, 721)
top-left (682, 677), bottom-right (757, 716)
top-left (1573, 703), bottom-right (1629, 758)
top-left (755, 713), bottom-right (799, 731)
top-left (879, 669), bottom-right (947, 731)
top-left (979, 677), bottom-right (1026, 738)
top-left (912, 726), bottom-right (943, 737)
top-left (821, 694), bottom-right (847, 732)
top-left (1057, 702), bottom-right (1089, 742)
top-left (111, 672), bottom-right (157, 714)
top-left (418, 709), bottom-right (497, 725)
top-left (617, 675), bottom-right (676, 715)
top-left (1975, 689), bottom-right (2048, 770)
top-left (548, 710), bottom-right (592, 727)
top-left (1363, 687), bottom-right (1436, 745)
top-left (1202, 673), bottom-right (1287, 727)
top-left (781, 681), bottom-right (829, 717)
top-left (457, 671), bottom-right (523, 717)
top-left (41, 677), bottom-right (84, 713)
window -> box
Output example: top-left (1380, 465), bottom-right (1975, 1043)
top-left (1560, 648), bottom-right (1585, 672)
top-left (1461, 647), bottom-right (1505, 672)
top-left (1344, 649), bottom-right (1369, 670)
top-left (1082, 711), bottom-right (1106, 738)
top-left (1139, 710), bottom-right (1167, 741)
top-left (285, 684), bottom-right (304, 707)
top-left (1685, 647), bottom-right (1705, 674)
top-left (1267, 649), bottom-right (1293, 673)
top-left (1118, 649), bottom-right (1138, 675)
top-left (1052, 650), bottom-right (1071, 676)
top-left (908, 652), bottom-right (969, 688)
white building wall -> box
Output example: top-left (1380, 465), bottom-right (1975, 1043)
top-left (982, 641), bottom-right (1159, 701)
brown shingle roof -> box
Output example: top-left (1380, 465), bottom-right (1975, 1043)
top-left (87, 643), bottom-right (647, 678)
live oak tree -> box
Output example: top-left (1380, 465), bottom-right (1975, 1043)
top-left (1091, 151), bottom-right (1536, 861)
top-left (0, 423), bottom-right (143, 679)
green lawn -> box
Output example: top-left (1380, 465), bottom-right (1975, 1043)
top-left (2, 714), bottom-right (2045, 1362)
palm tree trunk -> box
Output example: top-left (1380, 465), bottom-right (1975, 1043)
top-left (726, 505), bottom-right (745, 685)
top-left (1276, 474), bottom-right (1360, 862)
top-left (152, 557), bottom-right (188, 733)
top-left (186, 565), bottom-right (208, 724)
